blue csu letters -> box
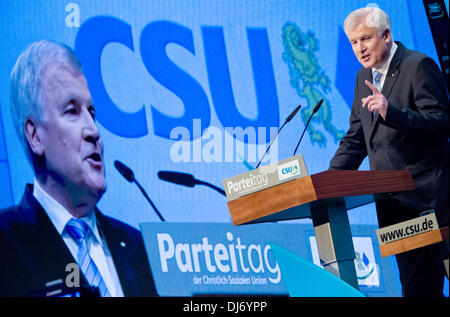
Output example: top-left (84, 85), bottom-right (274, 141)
top-left (75, 17), bottom-right (280, 143)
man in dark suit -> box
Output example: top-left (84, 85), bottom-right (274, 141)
top-left (330, 7), bottom-right (448, 296)
top-left (0, 40), bottom-right (158, 297)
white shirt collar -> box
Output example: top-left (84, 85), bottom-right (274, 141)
top-left (33, 178), bottom-right (102, 244)
top-left (373, 41), bottom-right (398, 76)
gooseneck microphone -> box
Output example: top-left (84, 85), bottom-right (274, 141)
top-left (114, 160), bottom-right (165, 222)
top-left (293, 99), bottom-right (323, 156)
top-left (255, 104), bottom-right (302, 169)
top-left (157, 171), bottom-right (226, 196)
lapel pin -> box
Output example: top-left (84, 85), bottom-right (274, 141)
top-left (120, 241), bottom-right (126, 248)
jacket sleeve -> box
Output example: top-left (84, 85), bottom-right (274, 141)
top-left (329, 71), bottom-right (368, 170)
top-left (383, 57), bottom-right (449, 139)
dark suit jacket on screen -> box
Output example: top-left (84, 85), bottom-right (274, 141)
top-left (330, 42), bottom-right (449, 227)
top-left (0, 184), bottom-right (158, 297)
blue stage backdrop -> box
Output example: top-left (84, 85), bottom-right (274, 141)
top-left (0, 0), bottom-right (447, 296)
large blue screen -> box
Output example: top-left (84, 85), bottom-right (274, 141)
top-left (0, 0), bottom-right (446, 297)
top-left (0, 0), bottom-right (440, 227)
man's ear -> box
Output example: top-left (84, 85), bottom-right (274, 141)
top-left (383, 28), bottom-right (391, 43)
top-left (24, 118), bottom-right (45, 156)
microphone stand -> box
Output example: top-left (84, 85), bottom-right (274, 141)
top-left (134, 178), bottom-right (165, 222)
top-left (115, 160), bottom-right (165, 222)
top-left (255, 121), bottom-right (287, 169)
top-left (293, 99), bottom-right (323, 156)
top-left (195, 180), bottom-right (226, 196)
top-left (255, 104), bottom-right (302, 169)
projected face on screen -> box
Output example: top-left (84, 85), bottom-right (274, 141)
top-left (30, 61), bottom-right (105, 207)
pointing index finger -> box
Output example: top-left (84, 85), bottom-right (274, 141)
top-left (365, 80), bottom-right (381, 95)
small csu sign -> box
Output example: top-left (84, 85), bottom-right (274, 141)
top-left (222, 154), bottom-right (308, 201)
top-left (277, 159), bottom-right (301, 181)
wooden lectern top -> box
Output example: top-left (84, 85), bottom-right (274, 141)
top-left (227, 170), bottom-right (415, 225)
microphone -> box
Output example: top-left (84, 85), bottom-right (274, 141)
top-left (255, 104), bottom-right (302, 169)
top-left (114, 160), bottom-right (134, 182)
top-left (114, 160), bottom-right (165, 222)
top-left (293, 99), bottom-right (323, 156)
top-left (158, 171), bottom-right (226, 196)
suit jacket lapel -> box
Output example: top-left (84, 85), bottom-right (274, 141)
top-left (368, 42), bottom-right (405, 139)
top-left (95, 209), bottom-right (131, 296)
top-left (19, 185), bottom-right (91, 294)
top-left (21, 185), bottom-right (78, 268)
top-left (381, 42), bottom-right (404, 99)
top-left (359, 68), bottom-right (376, 129)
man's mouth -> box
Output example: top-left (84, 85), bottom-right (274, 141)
top-left (86, 152), bottom-right (103, 168)
top-left (360, 54), bottom-right (370, 62)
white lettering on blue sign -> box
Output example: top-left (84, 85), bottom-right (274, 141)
top-left (156, 232), bottom-right (281, 284)
top-left (226, 173), bottom-right (268, 194)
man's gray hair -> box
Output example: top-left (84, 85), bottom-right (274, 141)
top-left (344, 7), bottom-right (392, 38)
top-left (10, 39), bottom-right (82, 162)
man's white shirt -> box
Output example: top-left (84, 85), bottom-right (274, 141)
top-left (33, 179), bottom-right (124, 297)
top-left (372, 41), bottom-right (398, 90)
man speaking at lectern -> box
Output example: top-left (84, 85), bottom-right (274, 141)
top-left (0, 40), bottom-right (158, 297)
top-left (330, 7), bottom-right (449, 296)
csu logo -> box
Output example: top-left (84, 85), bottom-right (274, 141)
top-left (277, 159), bottom-right (301, 181)
top-left (281, 165), bottom-right (298, 175)
top-left (74, 16), bottom-right (280, 143)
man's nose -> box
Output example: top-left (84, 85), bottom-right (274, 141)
top-left (356, 42), bottom-right (366, 53)
top-left (81, 109), bottom-right (100, 144)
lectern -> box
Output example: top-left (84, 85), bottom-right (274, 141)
top-left (227, 169), bottom-right (415, 289)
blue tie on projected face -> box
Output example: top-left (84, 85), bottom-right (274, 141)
top-left (66, 218), bottom-right (111, 297)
